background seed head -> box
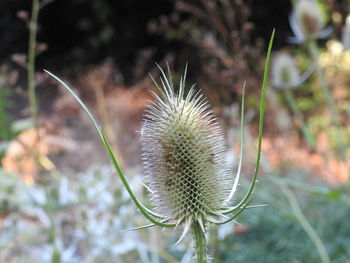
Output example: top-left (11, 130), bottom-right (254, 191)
top-left (271, 52), bottom-right (299, 89)
top-left (141, 72), bottom-right (231, 223)
top-left (295, 0), bottom-right (325, 38)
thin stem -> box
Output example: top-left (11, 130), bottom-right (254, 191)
top-left (45, 188), bottom-right (62, 263)
top-left (28, 0), bottom-right (40, 125)
top-left (307, 40), bottom-right (346, 159)
top-left (222, 29), bottom-right (275, 215)
top-left (192, 221), bottom-right (207, 263)
top-left (225, 83), bottom-right (245, 204)
top-left (307, 40), bottom-right (338, 125)
top-left (279, 180), bottom-right (331, 263)
top-left (283, 89), bottom-right (316, 149)
top-left (45, 70), bottom-right (175, 228)
top-left (210, 227), bottom-right (220, 263)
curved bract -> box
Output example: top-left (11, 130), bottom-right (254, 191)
top-left (44, 69), bottom-right (175, 228)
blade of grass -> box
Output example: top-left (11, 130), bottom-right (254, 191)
top-left (276, 177), bottom-right (331, 263)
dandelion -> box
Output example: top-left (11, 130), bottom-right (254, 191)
top-left (289, 0), bottom-right (331, 43)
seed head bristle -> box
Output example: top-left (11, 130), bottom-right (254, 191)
top-left (141, 68), bottom-right (231, 225)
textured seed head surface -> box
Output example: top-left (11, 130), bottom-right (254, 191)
top-left (141, 72), bottom-right (231, 223)
top-left (295, 0), bottom-right (324, 38)
top-left (271, 53), bottom-right (299, 89)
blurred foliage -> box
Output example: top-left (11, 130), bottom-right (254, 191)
top-left (0, 68), bottom-right (14, 141)
top-left (1, 0), bottom-right (174, 82)
top-left (0, 166), bottom-right (174, 263)
top-left (1, 166), bottom-right (349, 262)
top-left (220, 176), bottom-right (350, 263)
top-left (0, 0), bottom-right (301, 84)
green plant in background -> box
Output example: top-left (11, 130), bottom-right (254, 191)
top-left (289, 0), bottom-right (348, 158)
top-left (271, 52), bottom-right (316, 149)
top-left (0, 166), bottom-right (183, 263)
top-left (0, 86), bottom-right (12, 162)
top-left (28, 0), bottom-right (40, 127)
top-left (0, 66), bottom-right (40, 163)
top-left (45, 30), bottom-right (274, 262)
top-left (220, 174), bottom-right (350, 262)
top-left (0, 86), bottom-right (13, 141)
top-left (268, 174), bottom-right (331, 263)
top-left (0, 67), bottom-right (16, 162)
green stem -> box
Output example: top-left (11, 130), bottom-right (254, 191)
top-left (28, 0), bottom-right (39, 125)
top-left (192, 222), bottom-right (207, 263)
top-left (307, 40), bottom-right (338, 125)
top-left (45, 70), bottom-right (176, 228)
top-left (307, 40), bottom-right (346, 159)
top-left (283, 89), bottom-right (316, 149)
top-left (45, 188), bottom-right (61, 263)
top-left (210, 227), bottom-right (220, 263)
top-left (279, 181), bottom-right (331, 263)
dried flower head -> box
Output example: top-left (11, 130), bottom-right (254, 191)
top-left (271, 53), bottom-right (300, 89)
top-left (296, 0), bottom-right (324, 38)
top-left (289, 0), bottom-right (331, 43)
top-left (141, 67), bottom-right (232, 237)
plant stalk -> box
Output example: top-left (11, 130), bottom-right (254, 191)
top-left (307, 40), bottom-right (346, 159)
top-left (279, 181), bottom-right (331, 263)
top-left (307, 40), bottom-right (338, 125)
top-left (192, 222), bottom-right (207, 263)
top-left (28, 0), bottom-right (40, 125)
top-left (283, 89), bottom-right (316, 149)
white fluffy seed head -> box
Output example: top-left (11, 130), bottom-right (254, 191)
top-left (295, 0), bottom-right (325, 39)
top-left (271, 52), bottom-right (299, 89)
top-left (141, 70), bottom-right (231, 223)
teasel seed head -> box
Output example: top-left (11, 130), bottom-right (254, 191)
top-left (271, 52), bottom-right (299, 89)
top-left (295, 0), bottom-right (325, 39)
top-left (141, 67), bottom-right (231, 229)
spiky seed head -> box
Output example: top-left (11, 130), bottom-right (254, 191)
top-left (342, 15), bottom-right (350, 50)
top-left (271, 52), bottom-right (299, 89)
top-left (295, 0), bottom-right (325, 39)
top-left (141, 69), bottom-right (231, 225)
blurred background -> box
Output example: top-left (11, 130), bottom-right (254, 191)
top-left (0, 0), bottom-right (350, 262)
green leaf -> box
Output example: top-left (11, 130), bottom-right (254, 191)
top-left (44, 70), bottom-right (175, 228)
top-left (223, 29), bottom-right (275, 215)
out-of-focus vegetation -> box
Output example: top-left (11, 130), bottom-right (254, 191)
top-left (1, 0), bottom-right (350, 262)
top-left (221, 179), bottom-right (350, 263)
